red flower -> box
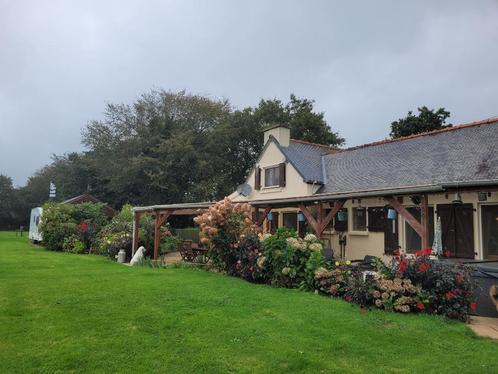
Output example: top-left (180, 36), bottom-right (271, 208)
top-left (469, 301), bottom-right (477, 311)
top-left (416, 302), bottom-right (425, 311)
top-left (418, 263), bottom-right (430, 272)
top-left (446, 290), bottom-right (456, 300)
top-left (444, 250), bottom-right (453, 258)
top-left (78, 222), bottom-right (89, 232)
top-left (398, 258), bottom-right (408, 273)
top-left (455, 274), bottom-right (465, 282)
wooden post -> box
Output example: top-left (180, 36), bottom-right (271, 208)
top-left (153, 210), bottom-right (171, 260)
top-left (320, 200), bottom-right (346, 233)
top-left (132, 210), bottom-right (141, 256)
top-left (385, 196), bottom-right (423, 237)
top-left (420, 194), bottom-right (429, 249)
top-left (257, 207), bottom-right (272, 226)
top-left (298, 204), bottom-right (321, 236)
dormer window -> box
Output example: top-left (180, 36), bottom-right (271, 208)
top-left (265, 166), bottom-right (280, 187)
top-left (255, 163), bottom-right (286, 190)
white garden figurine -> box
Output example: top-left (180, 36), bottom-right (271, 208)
top-left (130, 246), bottom-right (146, 266)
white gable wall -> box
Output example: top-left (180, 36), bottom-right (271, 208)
top-left (231, 141), bottom-right (320, 202)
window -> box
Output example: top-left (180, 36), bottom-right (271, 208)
top-left (482, 205), bottom-right (498, 259)
top-left (352, 208), bottom-right (367, 231)
top-left (367, 207), bottom-right (386, 232)
top-left (283, 212), bottom-right (298, 230)
top-left (405, 207), bottom-right (434, 253)
top-left (263, 163), bottom-right (286, 187)
top-left (264, 166), bottom-right (280, 187)
top-left (268, 212), bottom-right (280, 234)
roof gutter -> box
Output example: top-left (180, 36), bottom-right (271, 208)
top-left (132, 202), bottom-right (214, 213)
top-left (249, 179), bottom-right (498, 207)
top-left (249, 185), bottom-right (445, 207)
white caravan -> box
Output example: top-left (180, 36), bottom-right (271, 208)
top-left (28, 207), bottom-right (43, 242)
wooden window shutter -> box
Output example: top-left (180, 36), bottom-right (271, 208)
top-left (255, 167), bottom-right (261, 190)
top-left (278, 162), bottom-right (286, 187)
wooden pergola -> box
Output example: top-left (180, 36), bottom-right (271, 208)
top-left (132, 202), bottom-right (213, 260)
top-left (249, 186), bottom-right (440, 249)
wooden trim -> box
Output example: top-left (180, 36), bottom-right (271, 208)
top-left (386, 196), bottom-right (423, 237)
top-left (132, 211), bottom-right (141, 256)
top-left (279, 162), bottom-right (286, 187)
top-left (420, 194), bottom-right (429, 248)
top-left (298, 204), bottom-right (321, 235)
top-left (255, 167), bottom-right (261, 190)
top-left (257, 207), bottom-right (272, 226)
top-left (153, 210), bottom-right (171, 260)
top-left (320, 200), bottom-right (346, 233)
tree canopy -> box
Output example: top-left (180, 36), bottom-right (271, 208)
top-left (390, 107), bottom-right (451, 138)
top-left (3, 90), bottom-right (344, 227)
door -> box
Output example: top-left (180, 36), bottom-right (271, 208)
top-left (437, 204), bottom-right (475, 258)
top-left (384, 212), bottom-right (399, 255)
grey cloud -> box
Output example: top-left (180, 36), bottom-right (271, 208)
top-left (1, 0), bottom-right (497, 186)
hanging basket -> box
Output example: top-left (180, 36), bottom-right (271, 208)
top-left (337, 210), bottom-right (347, 222)
top-left (387, 208), bottom-right (397, 220)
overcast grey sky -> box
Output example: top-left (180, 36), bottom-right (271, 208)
top-left (1, 0), bottom-right (497, 186)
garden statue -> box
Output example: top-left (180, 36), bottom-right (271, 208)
top-left (130, 246), bottom-right (146, 266)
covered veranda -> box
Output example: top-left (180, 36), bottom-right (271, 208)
top-left (131, 202), bottom-right (213, 260)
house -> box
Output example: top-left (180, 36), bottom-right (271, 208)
top-left (230, 117), bottom-right (498, 261)
top-left (62, 194), bottom-right (116, 218)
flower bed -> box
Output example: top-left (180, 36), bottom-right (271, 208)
top-left (194, 198), bottom-right (477, 321)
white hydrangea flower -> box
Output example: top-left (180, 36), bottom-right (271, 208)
top-left (304, 233), bottom-right (317, 242)
top-left (308, 242), bottom-right (323, 251)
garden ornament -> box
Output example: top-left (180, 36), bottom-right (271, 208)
top-left (130, 246), bottom-right (146, 266)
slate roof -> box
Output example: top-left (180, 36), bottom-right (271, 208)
top-left (277, 117), bottom-right (498, 194)
top-left (277, 139), bottom-right (334, 183)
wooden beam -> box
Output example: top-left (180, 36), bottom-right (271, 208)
top-left (420, 194), bottom-right (429, 249)
top-left (298, 204), bottom-right (321, 236)
top-left (385, 196), bottom-right (423, 238)
top-left (257, 207), bottom-right (272, 226)
top-left (153, 210), bottom-right (171, 260)
top-left (132, 211), bottom-right (141, 256)
top-left (320, 200), bottom-right (346, 233)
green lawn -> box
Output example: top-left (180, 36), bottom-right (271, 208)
top-left (1, 232), bottom-right (497, 373)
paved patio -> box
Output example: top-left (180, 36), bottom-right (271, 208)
top-left (469, 316), bottom-right (498, 340)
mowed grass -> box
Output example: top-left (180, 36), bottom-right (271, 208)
top-left (0, 232), bottom-right (497, 373)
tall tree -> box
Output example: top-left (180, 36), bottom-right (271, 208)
top-left (0, 175), bottom-right (26, 229)
top-left (253, 95), bottom-right (344, 146)
top-left (390, 106), bottom-right (451, 138)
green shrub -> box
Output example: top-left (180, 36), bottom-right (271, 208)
top-left (381, 249), bottom-right (477, 321)
top-left (95, 204), bottom-right (133, 259)
top-left (39, 203), bottom-right (77, 251)
top-left (62, 235), bottom-right (86, 254)
top-left (72, 203), bottom-right (108, 249)
top-left (262, 229), bottom-right (324, 288)
top-left (160, 235), bottom-right (182, 254)
top-left (174, 228), bottom-right (199, 242)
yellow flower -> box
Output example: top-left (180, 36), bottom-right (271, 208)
top-left (335, 261), bottom-right (340, 266)
top-left (346, 260), bottom-right (351, 265)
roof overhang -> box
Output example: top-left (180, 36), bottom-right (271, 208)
top-left (248, 179), bottom-right (498, 208)
top-left (132, 202), bottom-right (214, 214)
